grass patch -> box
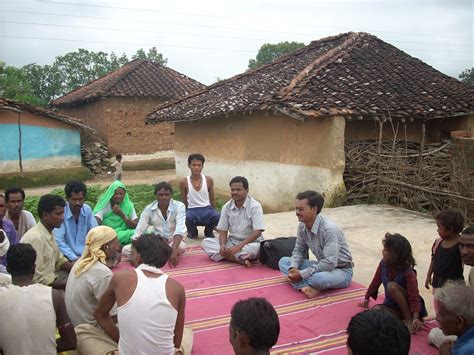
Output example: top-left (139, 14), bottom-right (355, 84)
top-left (122, 158), bottom-right (175, 171)
top-left (0, 167), bottom-right (94, 190)
top-left (24, 183), bottom-right (226, 220)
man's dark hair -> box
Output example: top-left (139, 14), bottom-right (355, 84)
top-left (436, 209), bottom-right (465, 234)
top-left (347, 310), bottom-right (410, 355)
top-left (6, 244), bottom-right (37, 277)
top-left (296, 191), bottom-right (324, 214)
top-left (230, 297), bottom-right (280, 352)
top-left (64, 180), bottom-right (87, 198)
top-left (188, 153), bottom-right (205, 164)
top-left (462, 225), bottom-right (474, 236)
top-left (5, 187), bottom-right (25, 202)
top-left (154, 181), bottom-right (173, 194)
top-left (229, 176), bottom-right (249, 190)
top-left (132, 234), bottom-right (172, 268)
top-left (37, 194), bottom-right (66, 219)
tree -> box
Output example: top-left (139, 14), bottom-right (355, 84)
top-left (248, 41), bottom-right (305, 70)
top-left (459, 68), bottom-right (473, 86)
top-left (1, 47), bottom-right (167, 106)
top-left (0, 62), bottom-right (46, 106)
top-left (132, 47), bottom-right (167, 65)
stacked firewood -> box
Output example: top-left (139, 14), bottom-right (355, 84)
top-left (344, 139), bottom-right (474, 222)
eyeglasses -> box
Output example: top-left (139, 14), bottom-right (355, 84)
top-left (294, 206), bottom-right (312, 212)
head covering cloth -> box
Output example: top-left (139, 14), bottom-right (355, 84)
top-left (74, 226), bottom-right (117, 277)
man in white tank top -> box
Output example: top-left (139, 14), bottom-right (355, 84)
top-left (179, 153), bottom-right (220, 239)
top-left (95, 234), bottom-right (193, 355)
top-left (0, 244), bottom-right (77, 355)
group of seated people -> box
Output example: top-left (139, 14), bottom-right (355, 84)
top-left (0, 152), bottom-right (473, 354)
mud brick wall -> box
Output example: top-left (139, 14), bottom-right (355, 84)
top-left (58, 96), bottom-right (174, 155)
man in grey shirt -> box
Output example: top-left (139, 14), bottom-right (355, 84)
top-left (279, 190), bottom-right (353, 298)
top-left (201, 176), bottom-right (265, 267)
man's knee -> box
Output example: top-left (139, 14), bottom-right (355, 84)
top-left (386, 281), bottom-right (400, 295)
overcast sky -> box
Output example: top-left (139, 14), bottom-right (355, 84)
top-left (0, 0), bottom-right (472, 85)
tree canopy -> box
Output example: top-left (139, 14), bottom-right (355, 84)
top-left (459, 68), bottom-right (473, 86)
top-left (248, 41), bottom-right (305, 70)
top-left (0, 47), bottom-right (167, 106)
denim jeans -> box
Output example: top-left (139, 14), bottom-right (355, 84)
top-left (279, 256), bottom-right (353, 290)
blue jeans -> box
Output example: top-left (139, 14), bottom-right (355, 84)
top-left (279, 256), bottom-right (353, 291)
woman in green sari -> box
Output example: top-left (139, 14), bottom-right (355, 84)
top-left (93, 181), bottom-right (138, 245)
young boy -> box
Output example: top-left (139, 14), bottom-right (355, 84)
top-left (425, 209), bottom-right (464, 291)
top-left (111, 154), bottom-right (123, 181)
top-left (179, 154), bottom-right (220, 239)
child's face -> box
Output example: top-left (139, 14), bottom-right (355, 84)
top-left (436, 220), bottom-right (452, 239)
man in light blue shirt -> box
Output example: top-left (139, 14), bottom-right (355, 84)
top-left (123, 182), bottom-right (186, 267)
top-left (54, 181), bottom-right (97, 261)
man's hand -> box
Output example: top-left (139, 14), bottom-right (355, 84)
top-left (219, 245), bottom-right (228, 256)
top-left (227, 245), bottom-right (242, 257)
top-left (168, 250), bottom-right (179, 268)
top-left (358, 299), bottom-right (369, 309)
top-left (287, 268), bottom-right (302, 282)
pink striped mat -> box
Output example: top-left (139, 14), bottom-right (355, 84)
top-left (115, 246), bottom-right (438, 354)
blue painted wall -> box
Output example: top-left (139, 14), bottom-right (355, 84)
top-left (0, 124), bottom-right (81, 161)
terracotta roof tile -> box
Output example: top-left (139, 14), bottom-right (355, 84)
top-left (146, 32), bottom-right (473, 123)
top-left (0, 97), bottom-right (93, 132)
top-left (51, 59), bottom-right (205, 107)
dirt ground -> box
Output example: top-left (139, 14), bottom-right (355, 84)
top-left (26, 169), bottom-right (472, 317)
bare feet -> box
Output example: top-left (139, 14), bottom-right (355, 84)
top-left (301, 286), bottom-right (321, 298)
top-left (243, 259), bottom-right (252, 268)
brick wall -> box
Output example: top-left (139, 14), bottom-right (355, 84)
top-left (58, 96), bottom-right (174, 155)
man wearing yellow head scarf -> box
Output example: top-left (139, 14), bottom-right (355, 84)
top-left (93, 181), bottom-right (138, 245)
top-left (65, 226), bottom-right (121, 355)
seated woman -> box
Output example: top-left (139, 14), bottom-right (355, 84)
top-left (93, 181), bottom-right (138, 245)
top-left (359, 233), bottom-right (427, 334)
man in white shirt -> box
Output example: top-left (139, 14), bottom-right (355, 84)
top-left (123, 182), bottom-right (186, 267)
top-left (179, 153), bottom-right (220, 239)
top-left (202, 176), bottom-right (265, 267)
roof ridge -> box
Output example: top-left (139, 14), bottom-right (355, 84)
top-left (278, 32), bottom-right (362, 101)
top-left (146, 32), bottom-right (357, 116)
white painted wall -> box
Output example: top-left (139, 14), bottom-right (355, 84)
top-left (175, 152), bottom-right (345, 211)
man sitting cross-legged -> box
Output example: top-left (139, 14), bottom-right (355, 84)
top-left (122, 182), bottom-right (186, 267)
top-left (65, 226), bottom-right (121, 355)
top-left (179, 153), bottom-right (220, 239)
top-left (279, 191), bottom-right (353, 298)
top-left (201, 176), bottom-right (265, 267)
top-left (229, 297), bottom-right (280, 355)
top-left (95, 234), bottom-right (193, 355)
top-left (0, 244), bottom-right (76, 355)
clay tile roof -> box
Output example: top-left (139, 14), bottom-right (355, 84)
top-left (0, 97), bottom-right (93, 132)
top-left (51, 59), bottom-right (205, 107)
top-left (146, 32), bottom-right (473, 123)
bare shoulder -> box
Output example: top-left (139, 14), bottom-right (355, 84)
top-left (112, 269), bottom-right (136, 285)
top-left (206, 175), bottom-right (214, 186)
top-left (166, 276), bottom-right (185, 295)
top-left (179, 177), bottom-right (188, 188)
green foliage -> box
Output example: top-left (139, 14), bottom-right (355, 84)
top-left (0, 47), bottom-right (167, 106)
top-left (459, 68), bottom-right (474, 86)
top-left (248, 41), bottom-right (305, 70)
top-left (24, 183), bottom-right (225, 221)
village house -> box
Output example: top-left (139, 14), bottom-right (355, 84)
top-left (146, 32), bottom-right (473, 211)
top-left (0, 97), bottom-right (92, 173)
top-left (51, 59), bottom-right (205, 157)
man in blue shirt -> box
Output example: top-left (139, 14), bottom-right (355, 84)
top-left (54, 181), bottom-right (97, 261)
